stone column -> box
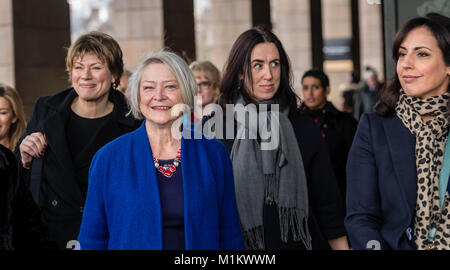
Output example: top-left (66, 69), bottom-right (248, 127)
top-left (322, 0), bottom-right (353, 109)
top-left (194, 0), bottom-right (252, 71)
top-left (0, 0), bottom-right (14, 88)
top-left (359, 0), bottom-right (383, 80)
top-left (111, 0), bottom-right (164, 70)
top-left (271, 0), bottom-right (312, 97)
top-left (0, 0), bottom-right (71, 117)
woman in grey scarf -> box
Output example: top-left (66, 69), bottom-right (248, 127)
top-left (208, 26), bottom-right (349, 250)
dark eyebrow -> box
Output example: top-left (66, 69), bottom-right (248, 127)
top-left (251, 58), bottom-right (280, 63)
top-left (399, 46), bottom-right (432, 51)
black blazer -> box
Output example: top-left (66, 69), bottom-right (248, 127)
top-left (0, 145), bottom-right (53, 250)
top-left (216, 111), bottom-right (347, 249)
top-left (345, 112), bottom-right (418, 250)
top-left (15, 88), bottom-right (140, 249)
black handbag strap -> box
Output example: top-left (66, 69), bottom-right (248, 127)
top-left (29, 158), bottom-right (43, 204)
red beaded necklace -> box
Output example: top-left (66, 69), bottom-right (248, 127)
top-left (153, 150), bottom-right (181, 178)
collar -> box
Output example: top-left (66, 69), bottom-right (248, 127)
top-left (43, 88), bottom-right (137, 128)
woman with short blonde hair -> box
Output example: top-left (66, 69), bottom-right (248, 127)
top-left (17, 31), bottom-right (140, 249)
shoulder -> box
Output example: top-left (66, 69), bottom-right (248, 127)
top-left (290, 112), bottom-right (322, 141)
top-left (192, 132), bottom-right (229, 156)
top-left (32, 88), bottom-right (75, 112)
top-left (93, 126), bottom-right (142, 160)
top-left (335, 111), bottom-right (358, 127)
top-left (109, 90), bottom-right (128, 111)
top-left (359, 112), bottom-right (392, 127)
top-left (0, 144), bottom-right (17, 170)
top-left (290, 112), bottom-right (317, 130)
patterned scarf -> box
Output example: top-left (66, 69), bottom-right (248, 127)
top-left (395, 89), bottom-right (450, 250)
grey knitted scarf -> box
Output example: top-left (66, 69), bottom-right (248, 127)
top-left (230, 96), bottom-right (312, 250)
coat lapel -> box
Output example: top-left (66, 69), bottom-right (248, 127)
top-left (44, 111), bottom-right (75, 174)
top-left (383, 115), bottom-right (417, 213)
top-left (43, 98), bottom-right (84, 206)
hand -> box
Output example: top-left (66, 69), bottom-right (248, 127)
top-left (19, 132), bottom-right (47, 169)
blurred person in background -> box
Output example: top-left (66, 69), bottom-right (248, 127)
top-left (189, 60), bottom-right (221, 119)
top-left (0, 84), bottom-right (26, 151)
top-left (117, 68), bottom-right (131, 96)
top-left (300, 69), bottom-right (357, 205)
top-left (353, 66), bottom-right (383, 120)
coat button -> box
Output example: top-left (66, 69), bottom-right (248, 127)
top-left (52, 200), bottom-right (58, 207)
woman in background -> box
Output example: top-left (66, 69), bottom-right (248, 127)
top-left (189, 60), bottom-right (221, 118)
top-left (300, 69), bottom-right (357, 203)
top-left (0, 84), bottom-right (26, 151)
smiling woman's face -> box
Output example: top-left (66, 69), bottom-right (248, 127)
top-left (397, 26), bottom-right (450, 98)
top-left (139, 63), bottom-right (183, 127)
top-left (71, 52), bottom-right (114, 102)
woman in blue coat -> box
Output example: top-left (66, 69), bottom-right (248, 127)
top-left (77, 50), bottom-right (244, 250)
top-left (345, 13), bottom-right (450, 250)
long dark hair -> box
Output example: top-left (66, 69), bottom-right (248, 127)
top-left (218, 26), bottom-right (300, 116)
top-left (375, 13), bottom-right (450, 116)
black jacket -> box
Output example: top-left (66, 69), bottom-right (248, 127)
top-left (15, 88), bottom-right (140, 249)
top-left (301, 102), bottom-right (357, 202)
top-left (211, 110), bottom-right (347, 249)
top-left (1, 144), bottom-right (53, 250)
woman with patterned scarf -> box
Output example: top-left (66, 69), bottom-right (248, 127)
top-left (345, 13), bottom-right (450, 250)
top-left (208, 26), bottom-right (349, 250)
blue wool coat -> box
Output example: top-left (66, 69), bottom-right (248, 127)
top-left (77, 122), bottom-right (244, 250)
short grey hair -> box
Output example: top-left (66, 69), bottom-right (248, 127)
top-left (127, 50), bottom-right (197, 120)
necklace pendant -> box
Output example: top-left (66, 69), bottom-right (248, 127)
top-left (153, 149), bottom-right (181, 178)
top-left (163, 170), bottom-right (173, 177)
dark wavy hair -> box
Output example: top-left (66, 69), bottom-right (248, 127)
top-left (301, 69), bottom-right (330, 89)
top-left (375, 13), bottom-right (450, 116)
top-left (218, 26), bottom-right (300, 116)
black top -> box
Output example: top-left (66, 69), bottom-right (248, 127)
top-left (67, 109), bottom-right (113, 199)
top-left (214, 110), bottom-right (347, 250)
top-left (155, 159), bottom-right (185, 250)
top-left (300, 102), bottom-right (357, 203)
